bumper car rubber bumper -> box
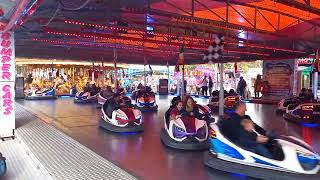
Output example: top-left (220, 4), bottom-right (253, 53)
top-left (283, 113), bottom-right (320, 124)
top-left (203, 151), bottom-right (320, 180)
top-left (160, 129), bottom-right (209, 150)
top-left (99, 119), bottom-right (144, 133)
top-left (74, 98), bottom-right (97, 104)
top-left (24, 96), bottom-right (58, 100)
top-left (136, 105), bottom-right (158, 112)
top-left (276, 108), bottom-right (286, 114)
top-left (208, 105), bottom-right (234, 113)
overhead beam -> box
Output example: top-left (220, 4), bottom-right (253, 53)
top-left (274, 0), bottom-right (320, 16)
top-left (211, 0), bottom-right (320, 28)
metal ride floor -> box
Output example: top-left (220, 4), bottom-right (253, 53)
top-left (17, 96), bottom-right (320, 180)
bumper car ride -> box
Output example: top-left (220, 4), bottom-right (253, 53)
top-left (204, 123), bottom-right (320, 180)
top-left (276, 97), bottom-right (301, 114)
top-left (283, 103), bottom-right (320, 125)
top-left (160, 114), bottom-right (209, 150)
top-left (135, 96), bottom-right (158, 112)
top-left (100, 104), bottom-right (143, 133)
top-left (24, 88), bottom-right (57, 100)
top-left (74, 91), bottom-right (97, 103)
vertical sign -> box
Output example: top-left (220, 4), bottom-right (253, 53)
top-left (263, 60), bottom-right (294, 97)
top-left (0, 31), bottom-right (15, 138)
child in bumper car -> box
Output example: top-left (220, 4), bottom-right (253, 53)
top-left (238, 119), bottom-right (273, 159)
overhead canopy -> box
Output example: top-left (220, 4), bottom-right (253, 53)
top-left (12, 0), bottom-right (320, 65)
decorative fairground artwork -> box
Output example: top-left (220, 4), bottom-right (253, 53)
top-left (0, 31), bottom-right (15, 138)
top-left (263, 61), bottom-right (294, 97)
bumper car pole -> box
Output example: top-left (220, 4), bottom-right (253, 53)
top-left (181, 64), bottom-right (185, 96)
top-left (144, 56), bottom-right (147, 86)
top-left (219, 63), bottom-right (225, 118)
top-left (113, 48), bottom-right (118, 90)
top-left (313, 50), bottom-right (318, 100)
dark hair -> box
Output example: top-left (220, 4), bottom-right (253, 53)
top-left (171, 96), bottom-right (182, 106)
top-left (234, 101), bottom-right (245, 109)
top-left (229, 89), bottom-right (235, 94)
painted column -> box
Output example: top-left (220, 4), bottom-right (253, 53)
top-left (219, 63), bottom-right (224, 117)
top-left (0, 31), bottom-right (15, 138)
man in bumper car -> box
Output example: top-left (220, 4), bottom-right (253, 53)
top-left (105, 92), bottom-right (132, 118)
top-left (221, 101), bottom-right (275, 158)
top-left (134, 86), bottom-right (158, 111)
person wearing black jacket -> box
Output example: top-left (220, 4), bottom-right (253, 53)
top-left (238, 119), bottom-right (272, 158)
top-left (220, 101), bottom-right (274, 158)
top-left (220, 101), bottom-right (266, 142)
top-left (181, 96), bottom-right (202, 120)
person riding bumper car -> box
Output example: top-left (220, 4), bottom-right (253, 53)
top-left (160, 112), bottom-right (209, 150)
top-left (283, 103), bottom-right (320, 125)
top-left (24, 87), bottom-right (57, 100)
top-left (74, 91), bottom-right (98, 103)
top-left (276, 97), bottom-right (301, 114)
top-left (100, 95), bottom-right (143, 133)
top-left (208, 95), bottom-right (240, 113)
top-left (135, 94), bottom-right (158, 112)
top-left (97, 87), bottom-right (114, 107)
top-left (204, 123), bottom-right (320, 180)
top-left (135, 86), bottom-right (158, 112)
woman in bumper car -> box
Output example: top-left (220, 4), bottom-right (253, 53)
top-left (181, 96), bottom-right (202, 119)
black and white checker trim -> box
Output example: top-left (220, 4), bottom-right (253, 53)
top-left (203, 35), bottom-right (224, 64)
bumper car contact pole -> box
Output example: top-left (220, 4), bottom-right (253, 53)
top-left (219, 63), bottom-right (224, 118)
top-left (113, 47), bottom-right (118, 90)
top-left (313, 49), bottom-right (319, 100)
top-left (181, 64), bottom-right (185, 96)
top-left (144, 56), bottom-right (147, 86)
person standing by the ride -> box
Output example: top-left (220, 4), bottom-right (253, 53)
top-left (237, 77), bottom-right (247, 98)
top-left (254, 75), bottom-right (262, 99)
top-left (201, 76), bottom-right (209, 96)
top-left (208, 76), bottom-right (213, 96)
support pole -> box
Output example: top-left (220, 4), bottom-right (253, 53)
top-left (216, 64), bottom-right (219, 90)
top-left (113, 48), bottom-right (118, 90)
top-left (181, 64), bottom-right (185, 96)
top-left (144, 56), bottom-right (147, 86)
top-left (91, 62), bottom-right (95, 83)
top-left (167, 63), bottom-right (170, 93)
top-left (313, 49), bottom-right (319, 99)
top-left (219, 63), bottom-right (225, 118)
